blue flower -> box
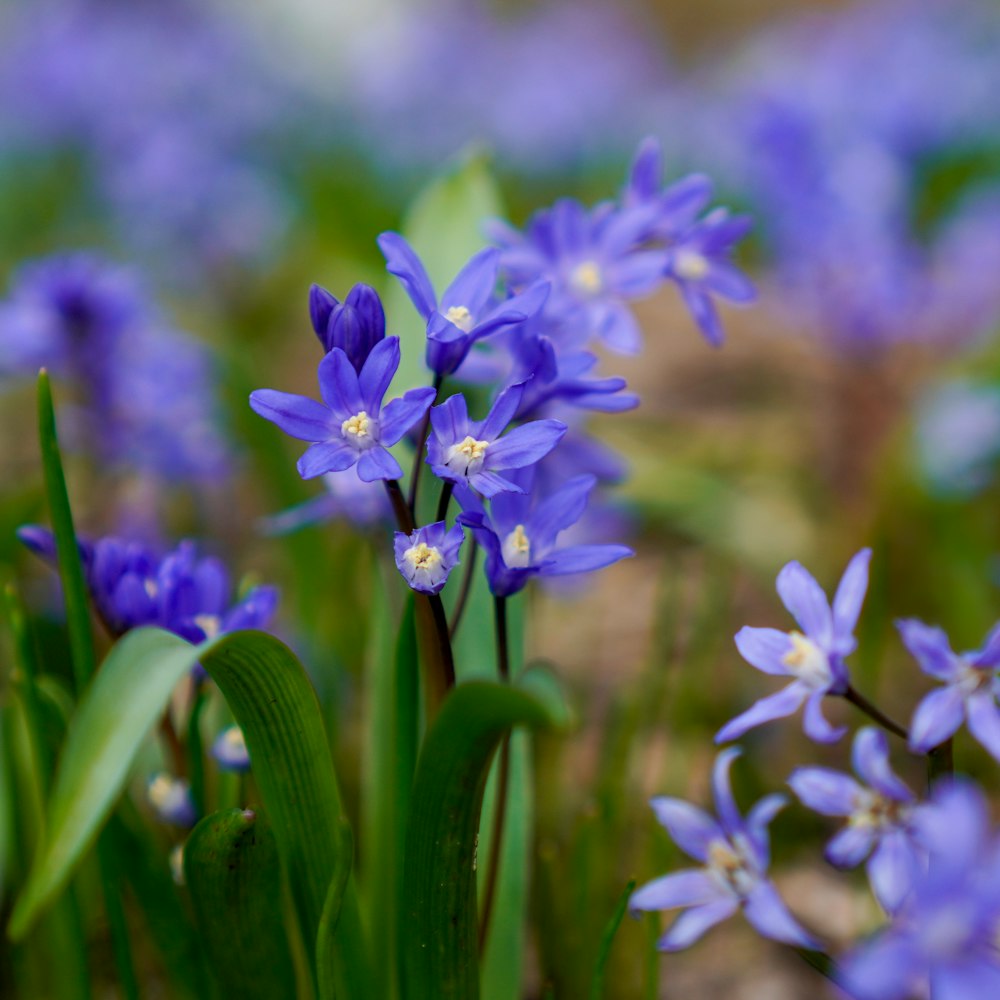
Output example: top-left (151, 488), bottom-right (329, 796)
top-left (897, 618), bottom-right (1000, 761)
top-left (630, 748), bottom-right (817, 952)
top-left (377, 232), bottom-right (548, 376)
top-left (789, 727), bottom-right (920, 913)
top-left (212, 726), bottom-right (251, 773)
top-left (840, 781), bottom-right (1000, 1000)
top-left (260, 469), bottom-right (391, 535)
top-left (308, 282), bottom-right (386, 373)
top-left (426, 383), bottom-right (566, 496)
top-left (147, 773), bottom-right (197, 827)
top-left (489, 197), bottom-right (667, 354)
top-left (717, 548), bottom-right (872, 745)
top-left (249, 337), bottom-right (436, 482)
top-left (457, 472), bottom-right (632, 596)
top-left (393, 521), bottom-right (464, 595)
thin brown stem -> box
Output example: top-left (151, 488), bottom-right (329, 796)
top-left (928, 738), bottom-right (953, 788)
top-left (407, 373), bottom-right (443, 514)
top-left (384, 479), bottom-right (414, 534)
top-left (436, 480), bottom-right (455, 525)
top-left (843, 685), bottom-right (908, 741)
top-left (449, 540), bottom-right (478, 640)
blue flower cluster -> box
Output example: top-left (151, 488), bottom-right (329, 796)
top-left (251, 139), bottom-right (752, 598)
top-left (633, 549), bottom-right (1000, 997)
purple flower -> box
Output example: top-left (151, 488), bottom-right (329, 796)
top-left (393, 521), bottom-right (464, 595)
top-left (377, 232), bottom-right (548, 376)
top-left (260, 470), bottom-right (391, 535)
top-left (308, 282), bottom-right (386, 372)
top-left (840, 781), bottom-right (1000, 1000)
top-left (457, 472), bottom-right (632, 596)
top-left (212, 726), bottom-right (251, 773)
top-left (489, 198), bottom-right (667, 354)
top-left (426, 383), bottom-right (566, 496)
top-left (897, 618), bottom-right (1000, 761)
top-left (147, 773), bottom-right (197, 827)
top-left (717, 548), bottom-right (872, 745)
top-left (789, 727), bottom-right (920, 913)
top-left (630, 748), bottom-right (817, 952)
top-left (249, 337), bottom-right (436, 482)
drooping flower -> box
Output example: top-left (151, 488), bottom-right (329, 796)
top-left (630, 748), bottom-right (818, 951)
top-left (147, 773), bottom-right (197, 827)
top-left (489, 197), bottom-right (667, 354)
top-left (426, 383), bottom-right (566, 496)
top-left (378, 232), bottom-right (548, 376)
top-left (789, 727), bottom-right (920, 913)
top-left (249, 337), bottom-right (436, 482)
top-left (393, 521), bottom-right (464, 595)
top-left (717, 548), bottom-right (872, 745)
top-left (897, 618), bottom-right (1000, 761)
top-left (212, 726), bottom-right (251, 772)
top-left (457, 472), bottom-right (632, 596)
top-left (308, 282), bottom-right (386, 372)
top-left (839, 781), bottom-right (1000, 1000)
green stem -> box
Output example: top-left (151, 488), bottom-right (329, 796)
top-left (448, 540), bottom-right (478, 640)
top-left (186, 684), bottom-right (208, 817)
top-left (842, 685), bottom-right (908, 741)
top-left (928, 738), bottom-right (954, 788)
top-left (407, 373), bottom-right (444, 514)
top-left (478, 596), bottom-right (512, 954)
top-left (793, 947), bottom-right (842, 987)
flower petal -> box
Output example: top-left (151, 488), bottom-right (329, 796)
top-left (380, 388), bottom-right (437, 446)
top-left (714, 682), bottom-right (810, 744)
top-left (429, 392), bottom-right (470, 445)
top-left (909, 685), bottom-right (965, 753)
top-left (866, 830), bottom-right (918, 914)
top-left (840, 935), bottom-right (920, 1000)
top-left (711, 747), bottom-right (744, 838)
top-left (744, 794), bottom-right (786, 869)
top-left (440, 247), bottom-right (499, 316)
top-left (485, 419), bottom-right (567, 471)
top-left (318, 348), bottom-right (364, 415)
top-left (526, 474), bottom-right (596, 550)
top-left (378, 231), bottom-right (436, 318)
top-left (788, 767), bottom-right (861, 816)
top-left (852, 727), bottom-right (913, 802)
top-left (629, 869), bottom-right (721, 914)
top-left (896, 618), bottom-right (957, 680)
top-left (776, 560), bottom-right (833, 644)
top-left (296, 441), bottom-right (357, 480)
top-left (705, 261), bottom-right (756, 303)
top-left (734, 626), bottom-right (794, 676)
top-left (803, 691), bottom-right (847, 744)
top-left (826, 824), bottom-right (875, 869)
top-left (357, 448), bottom-right (403, 483)
top-left (249, 389), bottom-right (331, 442)
top-left (832, 548), bottom-right (871, 640)
top-left (648, 797), bottom-right (724, 863)
top-left (358, 336), bottom-right (400, 411)
top-left (469, 470), bottom-right (522, 497)
top-left (540, 544), bottom-right (633, 577)
top-left (657, 899), bottom-right (737, 951)
top-left (965, 691), bottom-right (1000, 763)
top-left (742, 881), bottom-right (819, 949)
top-left (478, 383), bottom-right (525, 441)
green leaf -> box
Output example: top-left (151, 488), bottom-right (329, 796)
top-left (385, 149), bottom-right (503, 397)
top-left (316, 817), bottom-right (355, 1000)
top-left (183, 807), bottom-right (296, 999)
top-left (36, 370), bottom-right (95, 693)
top-left (7, 627), bottom-right (374, 1000)
top-left (589, 879), bottom-right (636, 1000)
top-left (401, 674), bottom-right (564, 1000)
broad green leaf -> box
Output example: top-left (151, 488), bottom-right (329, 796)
top-left (184, 807), bottom-right (296, 999)
top-left (7, 627), bottom-right (374, 1000)
top-left (316, 817), bottom-right (355, 1000)
top-left (361, 587), bottom-right (418, 1000)
top-left (385, 149), bottom-right (503, 397)
top-left (401, 674), bottom-right (565, 1000)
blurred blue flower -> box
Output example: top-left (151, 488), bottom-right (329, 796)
top-left (840, 781), bottom-right (1000, 999)
top-left (426, 384), bottom-right (566, 497)
top-left (309, 283), bottom-right (386, 373)
top-left (897, 618), bottom-right (1000, 761)
top-left (789, 727), bottom-right (919, 913)
top-left (630, 748), bottom-right (817, 951)
top-left (249, 338), bottom-right (436, 482)
top-left (393, 521), bottom-right (464, 595)
top-left (260, 470), bottom-right (391, 535)
top-left (378, 232), bottom-right (549, 376)
top-left (212, 725), bottom-right (251, 773)
top-left (457, 472), bottom-right (632, 596)
top-left (146, 773), bottom-right (197, 828)
top-left (718, 549), bottom-right (872, 745)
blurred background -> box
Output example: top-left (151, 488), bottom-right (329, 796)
top-left (2, 0), bottom-right (1000, 996)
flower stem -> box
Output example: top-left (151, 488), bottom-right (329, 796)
top-left (449, 541), bottom-right (478, 640)
top-left (436, 480), bottom-right (454, 524)
top-left (843, 685), bottom-right (908, 741)
top-left (792, 946), bottom-right (843, 989)
top-left (478, 596), bottom-right (512, 954)
top-left (385, 479), bottom-right (414, 533)
top-left (407, 373), bottom-right (443, 514)
top-left (928, 738), bottom-right (953, 788)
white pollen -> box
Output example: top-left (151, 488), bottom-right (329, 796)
top-left (444, 305), bottom-right (474, 332)
top-left (673, 248), bottom-right (710, 281)
top-left (502, 524), bottom-right (532, 568)
top-left (405, 542), bottom-right (443, 572)
top-left (569, 260), bottom-right (603, 296)
top-left (341, 410), bottom-right (375, 448)
top-left (445, 435), bottom-right (489, 476)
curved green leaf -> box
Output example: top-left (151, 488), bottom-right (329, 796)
top-left (316, 817), bottom-right (354, 1000)
top-left (401, 675), bottom-right (564, 1000)
top-left (184, 807), bottom-right (295, 999)
top-left (7, 627), bottom-right (373, 999)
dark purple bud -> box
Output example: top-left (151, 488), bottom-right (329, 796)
top-left (308, 284), bottom-right (339, 347)
top-left (324, 283), bottom-right (387, 371)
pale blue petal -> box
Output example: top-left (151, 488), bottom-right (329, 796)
top-left (715, 682), bottom-right (810, 744)
top-left (657, 899), bottom-right (737, 951)
top-left (867, 830), bottom-right (918, 914)
top-left (852, 727), bottom-right (913, 802)
top-left (832, 548), bottom-right (871, 639)
top-left (909, 686), bottom-right (965, 753)
top-left (896, 618), bottom-right (958, 680)
top-left (249, 389), bottom-right (330, 442)
top-left (826, 824), bottom-right (874, 869)
top-left (965, 691), bottom-right (1000, 763)
top-left (776, 560), bottom-right (833, 644)
top-left (803, 691), bottom-right (847, 744)
top-left (734, 626), bottom-right (793, 676)
top-left (629, 869), bottom-right (721, 914)
top-left (648, 797), bottom-right (723, 863)
top-left (788, 767), bottom-right (861, 816)
top-left (743, 882), bottom-right (819, 949)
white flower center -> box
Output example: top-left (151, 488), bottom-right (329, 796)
top-left (221, 726), bottom-right (247, 756)
top-left (569, 260), bottom-right (603, 296)
top-left (193, 613), bottom-right (220, 639)
top-left (405, 542), bottom-right (443, 572)
top-left (707, 839), bottom-right (756, 898)
top-left (502, 524), bottom-right (532, 568)
top-left (673, 248), bottom-right (710, 281)
top-left (849, 789), bottom-right (908, 831)
top-left (444, 305), bottom-right (474, 332)
top-left (341, 410), bottom-right (376, 449)
top-left (782, 631), bottom-right (833, 689)
top-left (957, 659), bottom-right (995, 698)
top-left (446, 435), bottom-right (489, 477)
top-left (144, 578), bottom-right (159, 599)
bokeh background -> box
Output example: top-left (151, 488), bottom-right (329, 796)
top-left (2, 0), bottom-right (1000, 996)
